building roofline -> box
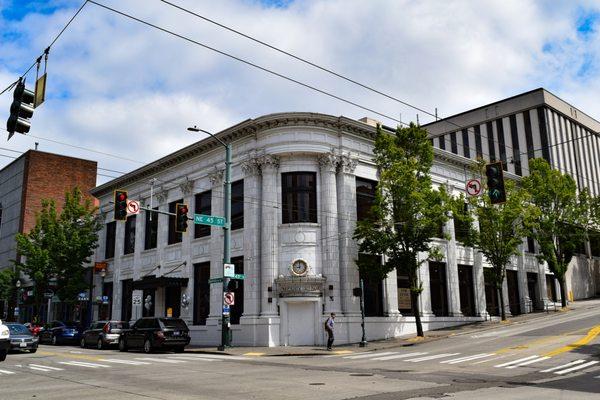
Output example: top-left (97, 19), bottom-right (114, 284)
top-left (0, 149), bottom-right (97, 175)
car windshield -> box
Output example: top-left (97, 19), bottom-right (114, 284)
top-left (110, 322), bottom-right (129, 329)
top-left (159, 318), bottom-right (188, 330)
top-left (7, 324), bottom-right (30, 335)
top-left (63, 321), bottom-right (79, 327)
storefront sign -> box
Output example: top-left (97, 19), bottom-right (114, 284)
top-left (398, 288), bottom-right (412, 309)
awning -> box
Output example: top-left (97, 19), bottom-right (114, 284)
top-left (133, 276), bottom-right (189, 290)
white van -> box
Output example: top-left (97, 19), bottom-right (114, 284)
top-left (0, 319), bottom-right (9, 361)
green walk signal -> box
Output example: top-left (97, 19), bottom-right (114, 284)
top-left (485, 162), bottom-right (506, 205)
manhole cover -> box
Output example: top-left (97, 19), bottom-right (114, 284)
top-left (309, 383), bottom-right (325, 386)
top-left (350, 373), bottom-right (374, 377)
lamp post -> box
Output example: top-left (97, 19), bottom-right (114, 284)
top-left (15, 279), bottom-right (21, 323)
top-left (188, 126), bottom-right (232, 351)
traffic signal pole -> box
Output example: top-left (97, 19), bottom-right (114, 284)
top-left (220, 143), bottom-right (232, 351)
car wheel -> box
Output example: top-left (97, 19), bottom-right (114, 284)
top-left (143, 339), bottom-right (153, 354)
top-left (174, 346), bottom-right (185, 353)
top-left (29, 348), bottom-right (37, 354)
top-left (119, 338), bottom-right (128, 352)
top-left (51, 335), bottom-right (58, 346)
top-left (0, 350), bottom-right (6, 362)
top-left (97, 339), bottom-right (103, 350)
top-left (80, 338), bottom-right (86, 348)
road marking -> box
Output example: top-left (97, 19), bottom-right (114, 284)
top-left (101, 359), bottom-right (151, 365)
top-left (58, 361), bottom-right (110, 369)
top-left (544, 325), bottom-right (600, 357)
top-left (135, 357), bottom-right (187, 364)
top-left (38, 350), bottom-right (105, 362)
top-left (540, 359), bottom-right (586, 373)
top-left (344, 352), bottom-right (397, 359)
top-left (332, 350), bottom-right (353, 355)
top-left (0, 369), bottom-right (16, 375)
top-left (472, 355), bottom-right (507, 365)
top-left (29, 364), bottom-right (63, 371)
top-left (554, 360), bottom-right (599, 375)
top-left (244, 352), bottom-right (265, 356)
top-left (167, 356), bottom-right (217, 362)
top-left (177, 354), bottom-right (249, 361)
top-left (505, 356), bottom-right (550, 369)
top-left (440, 353), bottom-right (495, 364)
top-left (30, 366), bottom-right (54, 372)
top-left (407, 353), bottom-right (460, 362)
top-left (372, 352), bottom-right (428, 361)
top-left (494, 355), bottom-right (540, 368)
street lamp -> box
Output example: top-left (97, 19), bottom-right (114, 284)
top-left (15, 280), bottom-right (21, 322)
top-left (188, 125), bottom-right (232, 351)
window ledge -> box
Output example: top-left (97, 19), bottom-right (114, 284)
top-left (122, 252), bottom-right (134, 258)
top-left (141, 248), bottom-right (157, 254)
top-left (165, 242), bottom-right (183, 248)
top-left (191, 236), bottom-right (211, 243)
top-left (279, 223), bottom-right (321, 228)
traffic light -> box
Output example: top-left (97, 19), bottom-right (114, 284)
top-left (7, 80), bottom-right (35, 140)
top-left (227, 279), bottom-right (239, 291)
top-left (485, 162), bottom-right (506, 204)
top-left (114, 190), bottom-right (128, 220)
top-left (175, 203), bottom-right (189, 232)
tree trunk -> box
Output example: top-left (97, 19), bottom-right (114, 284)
top-left (558, 278), bottom-right (568, 308)
top-left (497, 286), bottom-right (506, 321)
top-left (411, 290), bottom-right (424, 337)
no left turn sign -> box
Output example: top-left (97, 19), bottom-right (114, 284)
top-left (224, 292), bottom-right (235, 306)
top-left (127, 200), bottom-right (140, 214)
top-left (466, 179), bottom-right (482, 196)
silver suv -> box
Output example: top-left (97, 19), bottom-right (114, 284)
top-left (0, 319), bottom-right (10, 362)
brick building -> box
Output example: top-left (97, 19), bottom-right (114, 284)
top-left (0, 150), bottom-right (97, 320)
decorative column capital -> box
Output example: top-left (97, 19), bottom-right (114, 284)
top-left (155, 189), bottom-right (168, 205)
top-left (178, 177), bottom-right (194, 196)
top-left (338, 154), bottom-right (358, 174)
top-left (318, 152), bottom-right (338, 173)
top-left (208, 168), bottom-right (224, 187)
top-left (258, 154), bottom-right (280, 172)
top-left (241, 158), bottom-right (261, 177)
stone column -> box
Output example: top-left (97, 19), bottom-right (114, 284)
top-left (418, 252), bottom-right (434, 316)
top-left (319, 153), bottom-right (341, 314)
top-left (445, 216), bottom-right (462, 316)
top-left (241, 158), bottom-right (261, 317)
top-left (178, 178), bottom-right (194, 323)
top-left (260, 155), bottom-right (279, 316)
top-left (501, 273), bottom-right (512, 317)
top-left (538, 260), bottom-right (549, 308)
top-left (208, 169), bottom-right (224, 319)
top-left (471, 216), bottom-right (488, 318)
top-left (337, 155), bottom-right (360, 316)
top-left (516, 246), bottom-right (530, 313)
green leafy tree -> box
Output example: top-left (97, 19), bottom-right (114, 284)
top-left (521, 158), bottom-right (588, 308)
top-left (0, 268), bottom-right (18, 320)
top-left (454, 160), bottom-right (530, 320)
top-left (15, 188), bottom-right (101, 320)
top-left (354, 123), bottom-right (450, 337)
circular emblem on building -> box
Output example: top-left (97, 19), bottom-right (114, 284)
top-left (290, 259), bottom-right (309, 277)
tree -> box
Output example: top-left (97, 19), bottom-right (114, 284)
top-left (521, 158), bottom-right (588, 308)
top-left (15, 187), bottom-right (101, 321)
top-left (0, 268), bottom-right (18, 320)
top-left (455, 160), bottom-right (530, 321)
top-left (354, 123), bottom-right (450, 337)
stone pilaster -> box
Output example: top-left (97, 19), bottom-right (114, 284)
top-left (208, 169), bottom-right (224, 319)
top-left (179, 178), bottom-right (194, 322)
top-left (501, 273), bottom-right (512, 317)
top-left (445, 216), bottom-right (462, 316)
top-left (471, 217), bottom-right (488, 318)
top-left (260, 155), bottom-right (279, 316)
top-left (516, 246), bottom-right (530, 313)
top-left (337, 154), bottom-right (360, 316)
top-left (241, 158), bottom-right (261, 317)
top-left (537, 260), bottom-right (549, 309)
top-left (418, 253), bottom-right (434, 316)
top-left (319, 152), bottom-right (341, 314)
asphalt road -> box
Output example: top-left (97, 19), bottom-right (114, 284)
top-left (1, 301), bottom-right (600, 400)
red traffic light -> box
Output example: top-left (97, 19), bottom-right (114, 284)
top-left (118, 193), bottom-right (126, 201)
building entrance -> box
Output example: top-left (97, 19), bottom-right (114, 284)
top-left (458, 265), bottom-right (476, 316)
top-left (286, 302), bottom-right (316, 346)
top-left (506, 270), bottom-right (520, 315)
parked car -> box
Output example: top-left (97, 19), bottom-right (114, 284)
top-left (39, 321), bottom-right (83, 345)
top-left (0, 320), bottom-right (9, 361)
top-left (81, 320), bottom-right (129, 349)
top-left (119, 317), bottom-right (190, 354)
top-left (6, 323), bottom-right (38, 353)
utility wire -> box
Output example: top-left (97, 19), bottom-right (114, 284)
top-left (87, 0), bottom-right (406, 127)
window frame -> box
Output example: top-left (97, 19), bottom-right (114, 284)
top-left (104, 221), bottom-right (116, 259)
top-left (144, 207), bottom-right (159, 250)
top-left (231, 180), bottom-right (244, 230)
top-left (194, 190), bottom-right (212, 238)
top-left (281, 172), bottom-right (317, 224)
top-left (123, 215), bottom-right (136, 255)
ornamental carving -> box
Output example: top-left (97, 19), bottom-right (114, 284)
top-left (241, 158), bottom-right (261, 176)
top-left (209, 168), bottom-right (224, 186)
top-left (178, 177), bottom-right (194, 195)
top-left (275, 276), bottom-right (326, 298)
top-left (318, 152), bottom-right (338, 172)
top-left (258, 154), bottom-right (280, 170)
top-left (155, 189), bottom-right (168, 205)
top-left (338, 154), bottom-right (358, 174)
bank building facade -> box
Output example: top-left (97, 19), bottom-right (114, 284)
top-left (90, 89), bottom-right (600, 347)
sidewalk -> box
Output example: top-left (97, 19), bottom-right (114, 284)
top-left (186, 299), bottom-right (597, 357)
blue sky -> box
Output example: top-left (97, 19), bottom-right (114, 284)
top-left (1, 0), bottom-right (600, 182)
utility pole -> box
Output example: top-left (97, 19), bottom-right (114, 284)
top-left (188, 126), bottom-right (232, 351)
top-left (359, 278), bottom-right (367, 347)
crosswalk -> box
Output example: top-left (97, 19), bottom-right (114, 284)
top-left (338, 350), bottom-right (600, 376)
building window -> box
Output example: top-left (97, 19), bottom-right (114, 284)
top-left (454, 203), bottom-right (470, 244)
top-left (193, 262), bottom-right (210, 325)
top-left (526, 237), bottom-right (536, 253)
top-left (474, 125), bottom-right (483, 158)
top-left (194, 191), bottom-right (211, 238)
top-left (105, 221), bottom-right (116, 259)
top-left (282, 172), bottom-right (317, 223)
top-left (590, 232), bottom-right (600, 257)
top-left (144, 207), bottom-right (158, 250)
top-left (429, 261), bottom-right (448, 317)
top-left (231, 180), bottom-right (244, 230)
top-left (358, 254), bottom-right (384, 317)
top-left (121, 279), bottom-right (133, 322)
top-left (123, 215), bottom-right (136, 255)
top-left (462, 129), bottom-right (470, 158)
top-left (356, 177), bottom-right (377, 222)
top-left (168, 199), bottom-right (183, 245)
top-left (230, 257), bottom-right (244, 324)
top-left (450, 132), bottom-right (458, 154)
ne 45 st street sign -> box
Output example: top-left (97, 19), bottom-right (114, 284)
top-left (194, 214), bottom-right (226, 227)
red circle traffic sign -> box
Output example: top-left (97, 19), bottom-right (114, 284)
top-left (466, 179), bottom-right (482, 196)
top-left (224, 292), bottom-right (235, 306)
top-left (127, 200), bottom-right (140, 214)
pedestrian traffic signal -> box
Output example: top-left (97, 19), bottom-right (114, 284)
top-left (485, 162), bottom-right (506, 204)
top-left (114, 190), bottom-right (128, 220)
top-left (7, 80), bottom-right (35, 140)
top-left (227, 279), bottom-right (239, 291)
top-left (175, 203), bottom-right (189, 232)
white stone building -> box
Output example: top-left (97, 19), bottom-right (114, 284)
top-left (90, 101), bottom-right (599, 347)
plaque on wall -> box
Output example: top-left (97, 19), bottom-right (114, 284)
top-left (397, 288), bottom-right (412, 310)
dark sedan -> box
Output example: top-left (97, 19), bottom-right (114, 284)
top-left (39, 321), bottom-right (83, 345)
top-left (6, 323), bottom-right (38, 353)
top-left (81, 321), bottom-right (129, 349)
top-left (119, 317), bottom-right (190, 353)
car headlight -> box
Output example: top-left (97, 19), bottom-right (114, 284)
top-left (32, 336), bottom-right (39, 342)
top-left (0, 328), bottom-right (8, 337)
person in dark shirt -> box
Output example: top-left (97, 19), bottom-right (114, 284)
top-left (324, 312), bottom-right (335, 350)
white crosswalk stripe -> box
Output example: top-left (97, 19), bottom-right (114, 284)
top-left (30, 364), bottom-right (63, 371)
top-left (167, 356), bottom-right (218, 362)
top-left (58, 361), bottom-right (110, 369)
top-left (135, 357), bottom-right (187, 364)
top-left (505, 356), bottom-right (550, 369)
top-left (101, 359), bottom-right (151, 365)
top-left (494, 355), bottom-right (540, 368)
top-left (472, 355), bottom-right (507, 365)
top-left (343, 352), bottom-right (397, 359)
top-left (407, 353), bottom-right (461, 363)
top-left (372, 352), bottom-right (428, 361)
top-left (554, 361), bottom-right (599, 375)
top-left (540, 360), bottom-right (586, 373)
top-left (440, 353), bottom-right (495, 364)
top-left (174, 354), bottom-right (249, 361)
top-left (0, 369), bottom-right (16, 375)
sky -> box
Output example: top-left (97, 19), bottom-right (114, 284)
top-left (1, 0), bottom-right (600, 185)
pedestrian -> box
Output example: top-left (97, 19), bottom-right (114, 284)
top-left (324, 312), bottom-right (335, 350)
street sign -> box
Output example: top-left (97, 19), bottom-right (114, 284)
top-left (233, 274), bottom-right (245, 280)
top-left (223, 305), bottom-right (230, 315)
top-left (224, 263), bottom-right (235, 278)
top-left (466, 178), bottom-right (482, 196)
top-left (209, 277), bottom-right (223, 284)
top-left (127, 200), bottom-right (140, 214)
top-left (194, 214), bottom-right (226, 227)
top-left (224, 292), bottom-right (235, 306)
